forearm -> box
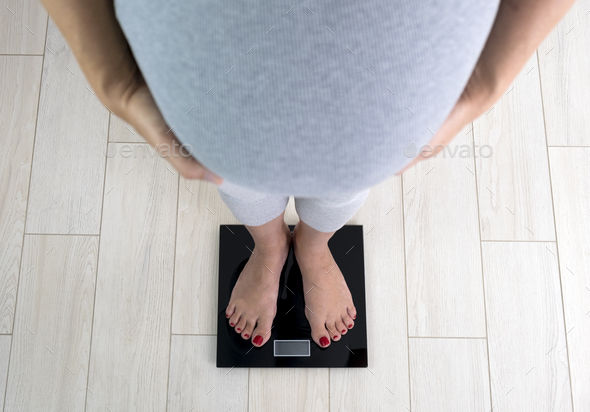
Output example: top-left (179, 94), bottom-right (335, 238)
top-left (474, 0), bottom-right (576, 106)
top-left (39, 0), bottom-right (138, 105)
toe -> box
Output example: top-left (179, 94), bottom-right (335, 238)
top-left (326, 321), bottom-right (340, 341)
top-left (251, 313), bottom-right (274, 347)
top-left (241, 319), bottom-right (255, 340)
top-left (335, 318), bottom-right (347, 335)
top-left (309, 318), bottom-right (331, 348)
top-left (347, 306), bottom-right (357, 320)
top-left (228, 312), bottom-right (241, 328)
top-left (235, 316), bottom-right (247, 334)
top-left (225, 303), bottom-right (236, 319)
top-left (342, 312), bottom-right (354, 330)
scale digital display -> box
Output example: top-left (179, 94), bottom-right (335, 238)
top-left (274, 340), bottom-right (310, 357)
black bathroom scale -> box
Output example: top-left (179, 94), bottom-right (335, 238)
top-left (216, 224), bottom-right (368, 367)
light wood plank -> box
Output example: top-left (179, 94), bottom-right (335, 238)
top-left (167, 335), bottom-right (248, 412)
top-left (0, 55), bottom-right (43, 333)
top-left (409, 338), bottom-right (490, 411)
top-left (86, 143), bottom-right (178, 412)
top-left (330, 176), bottom-right (410, 411)
top-left (482, 242), bottom-right (572, 411)
top-left (538, 0), bottom-right (590, 146)
top-left (248, 369), bottom-right (329, 412)
top-left (172, 179), bottom-right (238, 334)
top-left (108, 113), bottom-right (142, 143)
top-left (25, 19), bottom-right (108, 235)
top-left (548, 147), bottom-right (590, 409)
top-left (0, 335), bottom-right (12, 411)
top-left (474, 52), bottom-right (555, 241)
top-left (5, 235), bottom-right (98, 411)
top-left (0, 0), bottom-right (47, 54)
top-left (403, 125), bottom-right (486, 337)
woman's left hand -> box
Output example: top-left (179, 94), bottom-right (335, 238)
top-left (395, 65), bottom-right (497, 175)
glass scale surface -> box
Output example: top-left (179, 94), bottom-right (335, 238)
top-left (216, 225), bottom-right (368, 367)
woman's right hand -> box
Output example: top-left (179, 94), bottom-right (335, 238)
top-left (104, 70), bottom-right (224, 185)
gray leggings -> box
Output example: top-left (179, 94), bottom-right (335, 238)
top-left (217, 180), bottom-right (370, 232)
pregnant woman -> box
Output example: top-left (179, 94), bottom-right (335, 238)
top-left (41, 0), bottom-right (574, 349)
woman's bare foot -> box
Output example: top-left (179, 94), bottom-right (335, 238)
top-left (292, 221), bottom-right (357, 348)
top-left (225, 220), bottom-right (291, 347)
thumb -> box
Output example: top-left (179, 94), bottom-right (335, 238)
top-left (167, 149), bottom-right (224, 184)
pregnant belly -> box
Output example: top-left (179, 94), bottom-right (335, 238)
top-left (115, 0), bottom-right (499, 196)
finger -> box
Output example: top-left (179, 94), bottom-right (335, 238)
top-left (395, 126), bottom-right (455, 176)
top-left (395, 94), bottom-right (475, 177)
top-left (141, 126), bottom-right (223, 184)
top-left (144, 132), bottom-right (223, 184)
top-left (165, 146), bottom-right (224, 184)
top-left (395, 155), bottom-right (422, 176)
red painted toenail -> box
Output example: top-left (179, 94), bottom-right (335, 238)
top-left (353, 315), bottom-right (356, 319)
top-left (348, 324), bottom-right (353, 328)
top-left (342, 329), bottom-right (346, 333)
top-left (230, 323), bottom-right (234, 327)
top-left (226, 314), bottom-right (229, 318)
top-left (320, 337), bottom-right (329, 347)
top-left (244, 334), bottom-right (249, 338)
top-left (253, 335), bottom-right (263, 345)
top-left (236, 328), bottom-right (241, 332)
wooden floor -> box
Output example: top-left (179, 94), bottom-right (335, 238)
top-left (1, 2), bottom-right (589, 411)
